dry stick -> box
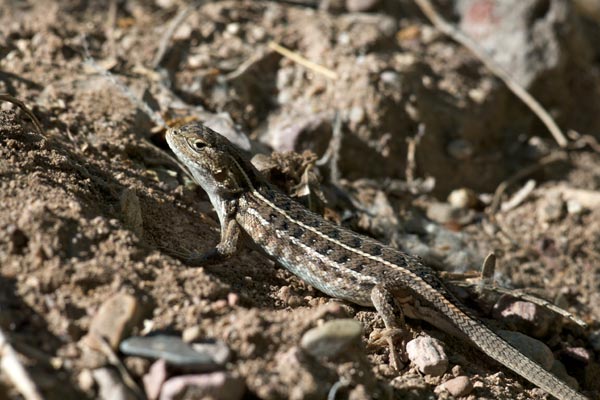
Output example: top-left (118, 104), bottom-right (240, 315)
top-left (152, 0), bottom-right (205, 69)
top-left (489, 151), bottom-right (567, 214)
top-left (105, 0), bottom-right (118, 59)
top-left (405, 123), bottom-right (425, 184)
top-left (268, 41), bottom-right (338, 80)
top-left (0, 328), bottom-right (43, 400)
top-left (413, 0), bottom-right (568, 148)
top-left (0, 93), bottom-right (45, 136)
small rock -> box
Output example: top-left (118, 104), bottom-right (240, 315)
top-left (566, 199), bottom-right (583, 215)
top-left (492, 296), bottom-right (553, 338)
top-left (538, 194), bottom-right (565, 223)
top-left (191, 340), bottom-right (230, 366)
top-left (120, 335), bottom-right (229, 371)
top-left (349, 106), bottom-right (365, 125)
top-left (425, 202), bottom-right (455, 224)
top-left (92, 367), bottom-right (137, 400)
top-left (588, 330), bottom-right (600, 352)
top-left (182, 326), bottom-right (202, 343)
top-left (159, 372), bottom-right (245, 400)
top-left (447, 188), bottom-right (478, 209)
top-left (88, 293), bottom-right (143, 350)
top-left (77, 369), bottom-right (94, 392)
top-left (346, 0), bottom-right (379, 12)
top-left (227, 292), bottom-right (239, 307)
top-left (379, 70), bottom-right (402, 90)
top-left (300, 319), bottom-right (362, 359)
top-left (144, 359), bottom-right (168, 400)
top-left (447, 139), bottom-right (474, 160)
top-left (406, 336), bottom-right (448, 376)
top-left (438, 376), bottom-right (473, 397)
top-left (560, 347), bottom-right (591, 367)
top-left (498, 330), bottom-right (554, 370)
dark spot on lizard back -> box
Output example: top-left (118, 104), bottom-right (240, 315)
top-left (289, 225), bottom-right (305, 239)
top-left (363, 243), bottom-right (382, 256)
top-left (316, 243), bottom-right (334, 256)
top-left (325, 229), bottom-right (341, 240)
top-left (347, 236), bottom-right (363, 249)
top-left (336, 254), bottom-right (350, 264)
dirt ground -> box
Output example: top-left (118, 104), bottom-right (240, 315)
top-left (1, 1), bottom-right (600, 399)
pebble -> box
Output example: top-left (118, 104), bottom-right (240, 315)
top-left (447, 138), bottom-right (474, 160)
top-left (589, 330), bottom-right (600, 352)
top-left (349, 105), bottom-right (365, 125)
top-left (143, 359), bottom-right (168, 400)
top-left (566, 199), bottom-right (583, 215)
top-left (560, 347), bottom-right (591, 366)
top-left (345, 0), bottom-right (379, 12)
top-left (447, 188), bottom-right (478, 209)
top-left (300, 319), bottom-right (362, 359)
top-left (406, 336), bottom-right (448, 376)
top-left (498, 330), bottom-right (554, 370)
top-left (92, 367), bottom-right (137, 400)
top-left (437, 375), bottom-right (473, 397)
top-left (182, 326), bottom-right (202, 343)
top-left (492, 295), bottom-right (553, 338)
top-left (538, 194), bottom-right (565, 222)
top-left (88, 293), bottom-right (142, 350)
top-left (379, 70), bottom-right (402, 90)
top-left (77, 369), bottom-right (94, 392)
top-left (120, 335), bottom-right (229, 371)
top-left (159, 372), bottom-right (245, 400)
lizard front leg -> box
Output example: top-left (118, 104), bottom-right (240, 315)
top-left (186, 216), bottom-right (242, 266)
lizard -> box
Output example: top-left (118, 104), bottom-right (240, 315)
top-left (165, 122), bottom-right (589, 400)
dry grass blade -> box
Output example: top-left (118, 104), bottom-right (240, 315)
top-left (268, 41), bottom-right (338, 80)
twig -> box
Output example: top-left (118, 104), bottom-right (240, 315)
top-left (0, 328), bottom-right (43, 400)
top-left (413, 0), bottom-right (568, 148)
top-left (268, 41), bottom-right (338, 80)
top-left (500, 179), bottom-right (536, 212)
top-left (105, 0), bottom-right (118, 59)
top-left (405, 123), bottom-right (425, 184)
top-left (0, 93), bottom-right (45, 137)
top-left (489, 151), bottom-right (567, 214)
top-left (152, 1), bottom-right (204, 69)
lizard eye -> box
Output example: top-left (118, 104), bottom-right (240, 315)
top-left (193, 140), bottom-right (207, 150)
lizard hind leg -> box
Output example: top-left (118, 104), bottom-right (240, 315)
top-left (370, 285), bottom-right (413, 371)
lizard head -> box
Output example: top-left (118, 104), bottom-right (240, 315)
top-left (166, 123), bottom-right (261, 199)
